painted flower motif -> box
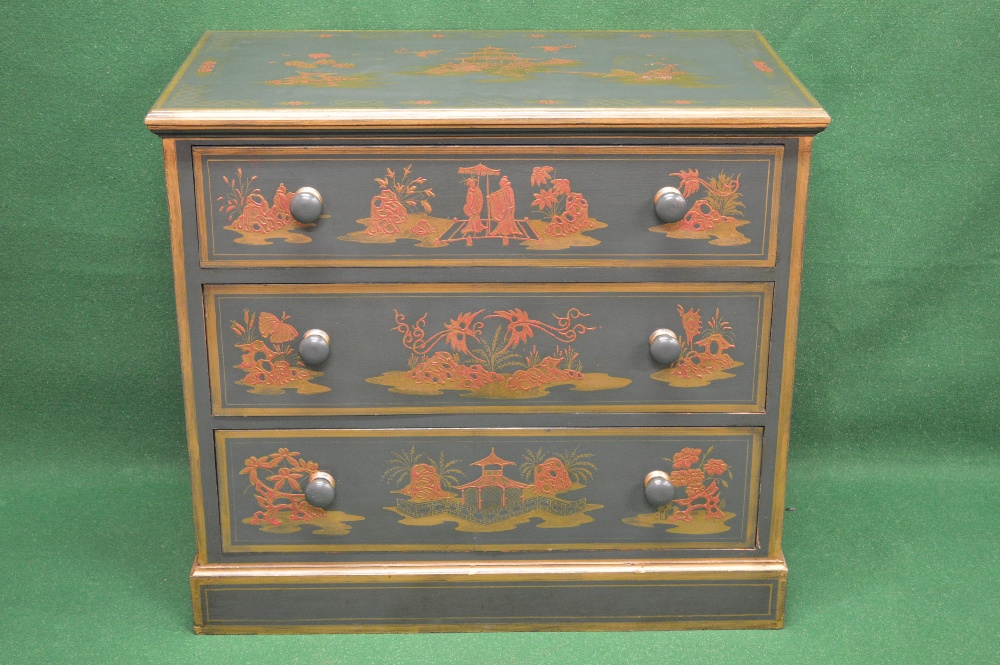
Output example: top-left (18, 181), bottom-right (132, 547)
top-left (267, 466), bottom-right (303, 491)
top-left (753, 60), bottom-right (774, 73)
top-left (431, 33), bottom-right (445, 38)
top-left (674, 100), bottom-right (693, 104)
top-left (308, 53), bottom-right (332, 59)
top-left (672, 168), bottom-right (702, 199)
top-left (443, 310), bottom-right (485, 355)
top-left (531, 34), bottom-right (545, 38)
top-left (669, 468), bottom-right (706, 488)
top-left (538, 99), bottom-right (558, 104)
top-left (284, 101), bottom-right (305, 106)
top-left (412, 100), bottom-right (434, 105)
top-left (551, 178), bottom-right (571, 196)
top-left (531, 166), bottom-right (554, 186)
top-left (678, 306), bottom-right (702, 343)
top-left (241, 456), bottom-right (266, 472)
top-left (273, 447), bottom-right (299, 464)
top-left (672, 447), bottom-right (703, 470)
top-left (532, 188), bottom-right (558, 210)
top-left (704, 459), bottom-right (729, 476)
top-left (297, 459), bottom-right (320, 474)
top-left (638, 33), bottom-right (653, 38)
top-left (492, 308), bottom-right (535, 350)
top-left (319, 34), bottom-right (333, 38)
top-left (197, 60), bottom-right (216, 74)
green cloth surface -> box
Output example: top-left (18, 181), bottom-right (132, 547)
top-left (1, 1), bottom-right (997, 663)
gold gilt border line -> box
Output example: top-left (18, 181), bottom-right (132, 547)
top-left (190, 555), bottom-right (788, 581)
top-left (193, 144), bottom-right (783, 268)
top-left (204, 282), bottom-right (773, 416)
top-left (216, 427), bottom-right (762, 553)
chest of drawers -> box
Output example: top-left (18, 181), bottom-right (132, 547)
top-left (146, 30), bottom-right (828, 633)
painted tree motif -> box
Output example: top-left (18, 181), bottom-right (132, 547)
top-left (530, 166), bottom-right (595, 237)
top-left (230, 309), bottom-right (330, 395)
top-left (651, 169), bottom-right (752, 246)
top-left (266, 52), bottom-right (373, 87)
top-left (218, 168), bottom-right (313, 245)
top-left (651, 306), bottom-right (742, 388)
top-left (623, 447), bottom-right (736, 535)
top-left (241, 448), bottom-right (324, 526)
top-left (366, 307), bottom-right (631, 399)
top-left (239, 448), bottom-right (364, 535)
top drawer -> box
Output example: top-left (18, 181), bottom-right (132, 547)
top-left (194, 145), bottom-right (783, 268)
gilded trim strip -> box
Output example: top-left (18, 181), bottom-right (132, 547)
top-left (164, 139), bottom-right (209, 565)
top-left (147, 106), bottom-right (830, 133)
top-left (768, 137), bottom-right (813, 558)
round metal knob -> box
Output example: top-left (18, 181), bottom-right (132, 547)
top-left (649, 328), bottom-right (681, 366)
top-left (298, 329), bottom-right (330, 365)
top-left (653, 186), bottom-right (688, 224)
top-left (644, 470), bottom-right (675, 508)
top-left (304, 471), bottom-right (336, 509)
top-left (289, 186), bottom-right (323, 224)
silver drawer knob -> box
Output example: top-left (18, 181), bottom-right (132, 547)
top-left (644, 470), bottom-right (675, 508)
top-left (298, 329), bottom-right (330, 365)
top-left (653, 186), bottom-right (688, 224)
top-left (304, 471), bottom-right (336, 509)
top-left (649, 328), bottom-right (681, 366)
top-left (289, 186), bottom-right (323, 223)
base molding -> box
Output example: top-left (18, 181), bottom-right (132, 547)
top-left (190, 557), bottom-right (787, 633)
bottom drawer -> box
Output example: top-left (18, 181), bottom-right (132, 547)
top-left (216, 428), bottom-right (763, 554)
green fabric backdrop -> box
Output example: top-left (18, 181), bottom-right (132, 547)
top-left (1, 1), bottom-right (996, 662)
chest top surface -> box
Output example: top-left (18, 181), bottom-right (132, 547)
top-left (146, 30), bottom-right (828, 132)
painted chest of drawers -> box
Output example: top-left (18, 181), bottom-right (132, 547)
top-left (146, 30), bottom-right (828, 633)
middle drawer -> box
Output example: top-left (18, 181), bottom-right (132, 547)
top-left (206, 283), bottom-right (773, 416)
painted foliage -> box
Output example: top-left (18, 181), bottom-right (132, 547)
top-left (340, 163), bottom-right (605, 250)
top-left (240, 448), bottom-right (363, 535)
top-left (367, 306), bottom-right (631, 398)
top-left (652, 306), bottom-right (742, 388)
top-left (417, 46), bottom-right (577, 80)
top-left (230, 310), bottom-right (330, 395)
top-left (623, 447), bottom-right (736, 534)
top-left (266, 52), bottom-right (373, 87)
top-left (650, 169), bottom-right (751, 246)
top-left (217, 169), bottom-right (314, 245)
top-left (384, 447), bottom-right (601, 532)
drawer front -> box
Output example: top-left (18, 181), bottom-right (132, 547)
top-left (206, 283), bottom-right (773, 416)
top-left (217, 428), bottom-right (763, 553)
top-left (194, 145), bottom-right (782, 267)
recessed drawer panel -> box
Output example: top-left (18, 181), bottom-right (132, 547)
top-left (217, 428), bottom-right (763, 554)
top-left (206, 283), bottom-right (772, 416)
top-left (194, 145), bottom-right (782, 267)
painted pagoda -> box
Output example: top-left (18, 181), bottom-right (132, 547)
top-left (391, 448), bottom-right (590, 529)
top-left (454, 448), bottom-right (530, 509)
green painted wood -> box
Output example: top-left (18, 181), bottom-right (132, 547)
top-left (209, 285), bottom-right (771, 414)
top-left (219, 429), bottom-right (760, 552)
top-left (155, 31), bottom-right (818, 113)
top-left (198, 147), bottom-right (779, 264)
